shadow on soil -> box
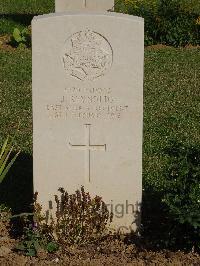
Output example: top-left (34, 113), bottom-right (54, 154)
top-left (0, 152), bottom-right (33, 214)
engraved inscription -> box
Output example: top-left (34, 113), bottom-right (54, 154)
top-left (68, 124), bottom-right (106, 182)
top-left (46, 87), bottom-right (129, 120)
top-left (63, 29), bottom-right (113, 81)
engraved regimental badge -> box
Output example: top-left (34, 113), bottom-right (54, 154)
top-left (63, 29), bottom-right (113, 81)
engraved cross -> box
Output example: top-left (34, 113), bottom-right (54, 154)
top-left (83, 0), bottom-right (87, 8)
top-left (69, 124), bottom-right (106, 183)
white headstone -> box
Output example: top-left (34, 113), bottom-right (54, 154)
top-left (55, 0), bottom-right (114, 12)
top-left (32, 12), bottom-right (144, 232)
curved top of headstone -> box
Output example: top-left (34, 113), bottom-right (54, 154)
top-left (32, 11), bottom-right (144, 23)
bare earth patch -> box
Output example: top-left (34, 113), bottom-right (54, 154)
top-left (145, 44), bottom-right (172, 50)
top-left (145, 44), bottom-right (200, 50)
top-left (0, 232), bottom-right (200, 265)
top-left (0, 35), bottom-right (15, 51)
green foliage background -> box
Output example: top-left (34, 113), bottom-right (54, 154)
top-left (116, 0), bottom-right (200, 46)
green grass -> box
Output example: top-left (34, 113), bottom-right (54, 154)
top-left (0, 49), bottom-right (32, 153)
top-left (0, 0), bottom-right (54, 14)
top-left (0, 46), bottom-right (199, 239)
top-left (0, 0), bottom-right (54, 35)
top-left (143, 47), bottom-right (200, 188)
top-left (0, 48), bottom-right (32, 213)
top-left (0, 47), bottom-right (199, 174)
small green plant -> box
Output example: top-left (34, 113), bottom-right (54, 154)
top-left (0, 136), bottom-right (20, 184)
top-left (16, 225), bottom-right (58, 257)
top-left (11, 27), bottom-right (31, 48)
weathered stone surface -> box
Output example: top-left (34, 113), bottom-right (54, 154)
top-left (55, 0), bottom-right (114, 12)
top-left (32, 12), bottom-right (144, 232)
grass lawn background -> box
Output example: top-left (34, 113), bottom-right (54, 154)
top-left (0, 0), bottom-right (54, 14)
top-left (0, 0), bottom-right (53, 34)
top-left (0, 46), bottom-right (199, 212)
top-left (0, 1), bottom-right (200, 242)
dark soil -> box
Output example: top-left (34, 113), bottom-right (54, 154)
top-left (1, 237), bottom-right (200, 265)
top-left (0, 220), bottom-right (200, 266)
